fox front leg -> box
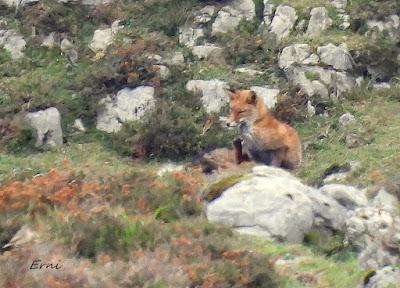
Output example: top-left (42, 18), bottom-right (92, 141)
top-left (233, 138), bottom-right (249, 164)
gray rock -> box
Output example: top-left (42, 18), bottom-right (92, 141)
top-left (269, 5), bottom-right (298, 40)
top-left (373, 82), bottom-right (391, 89)
top-left (345, 207), bottom-right (400, 269)
top-left (193, 5), bottom-right (216, 25)
top-left (178, 27), bottom-right (204, 47)
top-left (185, 80), bottom-right (229, 113)
top-left (211, 6), bottom-right (243, 35)
top-left (170, 51), bottom-right (185, 66)
top-left (24, 107), bottom-right (63, 147)
top-left (96, 86), bottom-right (155, 133)
top-left (329, 0), bottom-right (347, 10)
top-left (339, 112), bottom-right (356, 127)
top-left (285, 66), bottom-right (329, 98)
top-left (363, 266), bottom-right (400, 288)
top-left (262, 0), bottom-right (275, 26)
top-left (153, 64), bottom-right (170, 80)
top-left (231, 0), bottom-right (256, 20)
top-left (73, 118), bottom-right (86, 132)
top-left (192, 44), bottom-right (224, 61)
top-left (89, 21), bottom-right (122, 52)
top-left (317, 43), bottom-right (354, 70)
top-left (367, 14), bottom-right (399, 39)
top-left (0, 29), bottom-right (26, 59)
top-left (279, 43), bottom-right (318, 69)
top-left (250, 86), bottom-right (279, 109)
top-left (234, 67), bottom-right (265, 76)
top-left (320, 184), bottom-right (368, 210)
top-left (0, 0), bottom-right (38, 7)
top-left (206, 166), bottom-right (314, 243)
top-left (305, 7), bottom-right (333, 38)
top-left (372, 188), bottom-right (399, 215)
top-left (41, 32), bottom-right (57, 48)
top-left (60, 38), bottom-right (78, 64)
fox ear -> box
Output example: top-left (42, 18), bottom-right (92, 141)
top-left (247, 90), bottom-right (257, 104)
top-left (226, 89), bottom-right (236, 100)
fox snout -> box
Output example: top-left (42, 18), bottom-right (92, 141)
top-left (226, 117), bottom-right (238, 127)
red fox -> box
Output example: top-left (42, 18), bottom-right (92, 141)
top-left (226, 89), bottom-right (302, 169)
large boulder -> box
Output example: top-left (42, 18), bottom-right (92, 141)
top-left (185, 80), bottom-right (229, 113)
top-left (96, 86), bottom-right (155, 133)
top-left (319, 184), bottom-right (368, 210)
top-left (278, 43), bottom-right (319, 69)
top-left (206, 166), bottom-right (350, 243)
top-left (305, 7), bottom-right (332, 38)
top-left (207, 166), bottom-right (314, 243)
top-left (317, 43), bottom-right (354, 71)
top-left (24, 108), bottom-right (63, 147)
top-left (250, 86), bottom-right (279, 109)
top-left (0, 30), bottom-right (26, 59)
top-left (269, 5), bottom-right (298, 40)
top-left (345, 207), bottom-right (400, 269)
top-left (262, 0), bottom-right (275, 26)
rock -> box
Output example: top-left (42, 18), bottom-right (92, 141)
top-left (285, 66), bottom-right (329, 98)
top-left (250, 86), bottom-right (279, 109)
top-left (96, 86), bottom-right (155, 133)
top-left (206, 166), bottom-right (314, 243)
top-left (367, 15), bottom-right (399, 39)
top-left (305, 7), bottom-right (332, 38)
top-left (24, 107), bottom-right (63, 147)
top-left (153, 65), bottom-right (170, 80)
top-left (345, 207), bottom-right (400, 269)
top-left (307, 100), bottom-right (316, 117)
top-left (1, 0), bottom-right (38, 7)
top-left (328, 0), bottom-right (347, 10)
top-left (179, 27), bottom-right (204, 47)
top-left (262, 0), bottom-right (275, 26)
top-left (343, 133), bottom-right (368, 149)
top-left (206, 165), bottom-right (348, 243)
top-left (89, 21), bottom-right (122, 52)
top-left (0, 29), bottom-right (26, 59)
top-left (2, 225), bottom-right (37, 251)
top-left (363, 266), bottom-right (400, 288)
top-left (269, 5), bottom-right (298, 40)
top-left (373, 82), bottom-right (391, 89)
top-left (60, 38), bottom-right (78, 64)
top-left (234, 67), bottom-right (265, 76)
top-left (295, 19), bottom-right (307, 32)
top-left (371, 188), bottom-right (399, 215)
top-left (340, 14), bottom-right (350, 30)
top-left (185, 80), bottom-right (229, 113)
top-left (41, 32), bottom-right (57, 48)
top-left (170, 51), bottom-right (185, 66)
top-left (157, 163), bottom-right (184, 177)
top-left (192, 44), bottom-right (224, 61)
top-left (193, 5), bottom-right (215, 25)
top-left (339, 112), bottom-right (355, 127)
top-left (320, 184), bottom-right (368, 210)
top-left (212, 7), bottom-right (242, 35)
top-left (278, 43), bottom-right (318, 69)
top-left (322, 160), bottom-right (361, 184)
top-left (317, 43), bottom-right (354, 70)
top-left (231, 0), bottom-right (255, 20)
top-left (73, 118), bottom-right (86, 132)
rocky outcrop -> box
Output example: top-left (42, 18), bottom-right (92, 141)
top-left (185, 80), bottom-right (229, 113)
top-left (367, 14), bottom-right (399, 40)
top-left (345, 207), bottom-right (400, 269)
top-left (192, 44), bottom-right (224, 62)
top-left (262, 0), bottom-right (275, 26)
top-left (0, 29), bottom-right (26, 59)
top-left (60, 38), bottom-right (78, 64)
top-left (24, 107), bottom-right (63, 147)
top-left (305, 7), bottom-right (332, 38)
top-left (317, 43), bottom-right (354, 71)
top-left (280, 43), bottom-right (356, 99)
top-left (206, 166), bottom-right (361, 243)
top-left (89, 21), bottom-right (123, 52)
top-left (178, 27), bottom-right (204, 47)
top-left (212, 0), bottom-right (255, 35)
top-left (96, 86), bottom-right (155, 133)
top-left (269, 5), bottom-right (297, 40)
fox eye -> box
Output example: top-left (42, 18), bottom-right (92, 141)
top-left (238, 110), bottom-right (245, 114)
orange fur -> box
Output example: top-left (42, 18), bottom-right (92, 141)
top-left (226, 89), bottom-right (302, 169)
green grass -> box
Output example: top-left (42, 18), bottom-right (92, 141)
top-left (295, 89), bottom-right (400, 186)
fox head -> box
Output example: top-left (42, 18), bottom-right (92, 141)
top-left (226, 89), bottom-right (267, 127)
